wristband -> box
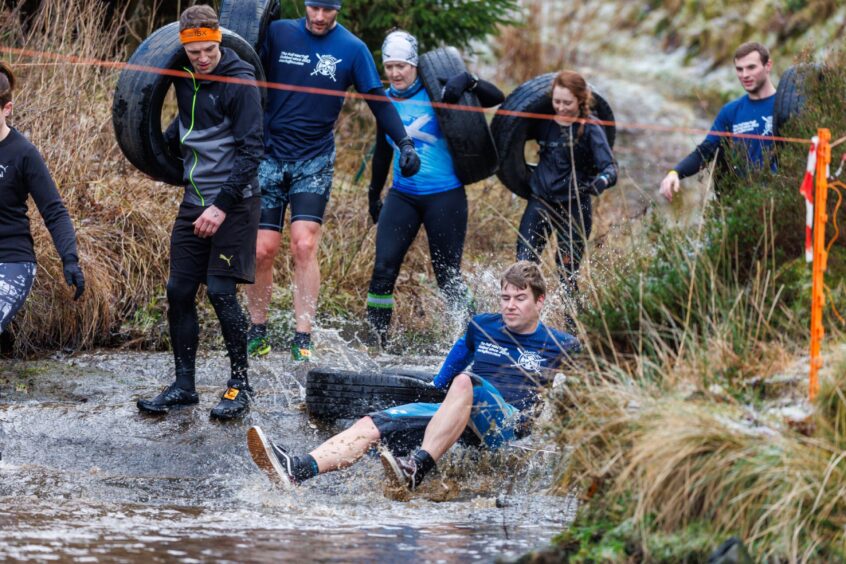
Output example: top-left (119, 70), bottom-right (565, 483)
top-left (667, 170), bottom-right (679, 177)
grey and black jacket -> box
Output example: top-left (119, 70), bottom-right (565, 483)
top-left (164, 47), bottom-right (263, 212)
top-left (529, 119), bottom-right (617, 202)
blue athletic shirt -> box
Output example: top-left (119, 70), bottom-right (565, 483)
top-left (433, 313), bottom-right (580, 410)
top-left (260, 19), bottom-right (383, 161)
top-left (387, 80), bottom-right (462, 195)
top-left (706, 94), bottom-right (774, 166)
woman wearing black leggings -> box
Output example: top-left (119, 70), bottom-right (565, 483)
top-left (515, 70), bottom-right (617, 294)
top-left (366, 31), bottom-right (504, 345)
top-left (0, 62), bottom-right (84, 337)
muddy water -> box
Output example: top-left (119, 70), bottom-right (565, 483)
top-left (0, 339), bottom-right (576, 562)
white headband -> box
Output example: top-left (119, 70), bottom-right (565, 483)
top-left (382, 31), bottom-right (418, 67)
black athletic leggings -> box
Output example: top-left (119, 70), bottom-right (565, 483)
top-left (516, 196), bottom-right (592, 291)
top-left (367, 187), bottom-right (469, 332)
top-left (167, 274), bottom-right (248, 387)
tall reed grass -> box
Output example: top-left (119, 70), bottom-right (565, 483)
top-left (549, 50), bottom-right (846, 560)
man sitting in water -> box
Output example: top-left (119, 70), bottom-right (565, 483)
top-left (247, 261), bottom-right (580, 491)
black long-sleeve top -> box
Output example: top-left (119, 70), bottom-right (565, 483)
top-left (0, 128), bottom-right (79, 264)
top-left (529, 120), bottom-right (617, 202)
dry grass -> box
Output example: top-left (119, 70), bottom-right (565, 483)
top-left (555, 354), bottom-right (846, 561)
top-left (4, 0), bottom-right (176, 353)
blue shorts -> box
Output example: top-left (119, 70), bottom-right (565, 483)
top-left (0, 262), bottom-right (36, 333)
top-left (257, 149), bottom-right (335, 230)
top-left (369, 375), bottom-right (520, 456)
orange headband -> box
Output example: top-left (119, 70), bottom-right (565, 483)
top-left (179, 27), bottom-right (222, 44)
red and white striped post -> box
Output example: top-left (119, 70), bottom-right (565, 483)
top-left (800, 137), bottom-right (819, 263)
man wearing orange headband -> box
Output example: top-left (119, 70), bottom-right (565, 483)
top-left (136, 5), bottom-right (263, 421)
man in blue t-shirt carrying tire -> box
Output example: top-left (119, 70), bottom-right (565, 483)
top-left (245, 1), bottom-right (420, 361)
top-left (659, 42), bottom-right (776, 202)
top-left (246, 261), bottom-right (580, 492)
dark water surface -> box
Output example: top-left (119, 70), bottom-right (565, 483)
top-left (0, 345), bottom-right (576, 562)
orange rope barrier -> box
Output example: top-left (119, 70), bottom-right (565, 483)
top-left (0, 44), bottom-right (815, 144)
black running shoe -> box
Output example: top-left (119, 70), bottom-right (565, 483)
top-left (210, 379), bottom-right (253, 420)
top-left (246, 426), bottom-right (296, 488)
top-left (136, 383), bottom-right (198, 414)
top-left (380, 448), bottom-right (423, 491)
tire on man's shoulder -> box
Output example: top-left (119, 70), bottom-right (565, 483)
top-left (112, 22), bottom-right (266, 186)
top-left (491, 73), bottom-right (616, 199)
top-left (306, 367), bottom-right (446, 421)
top-left (773, 64), bottom-right (825, 137)
top-left (418, 47), bottom-right (499, 185)
top-left (219, 0), bottom-right (279, 51)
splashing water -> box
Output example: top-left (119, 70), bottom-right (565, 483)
top-left (0, 346), bottom-right (577, 561)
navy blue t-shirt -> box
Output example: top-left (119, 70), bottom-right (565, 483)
top-left (260, 19), bottom-right (383, 161)
top-left (433, 313), bottom-right (580, 410)
top-left (705, 94), bottom-right (774, 167)
top-left (675, 93), bottom-right (776, 179)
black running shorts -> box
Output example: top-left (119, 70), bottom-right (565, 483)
top-left (169, 196), bottom-right (260, 284)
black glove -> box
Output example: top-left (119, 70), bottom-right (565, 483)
top-left (441, 71), bottom-right (477, 104)
top-left (63, 261), bottom-right (85, 301)
top-left (588, 175), bottom-right (609, 196)
top-left (368, 190), bottom-right (383, 224)
top-left (397, 137), bottom-right (421, 177)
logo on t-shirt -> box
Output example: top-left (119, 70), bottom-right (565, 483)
top-left (477, 341), bottom-right (508, 359)
top-left (311, 53), bottom-right (343, 82)
top-left (517, 350), bottom-right (543, 372)
top-left (405, 115), bottom-right (438, 145)
top-left (732, 120), bottom-right (761, 135)
top-left (278, 51), bottom-right (311, 66)
top-left (762, 115), bottom-right (773, 136)
top-left (0, 164), bottom-right (7, 178)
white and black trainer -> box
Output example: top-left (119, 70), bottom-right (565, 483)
top-left (379, 447), bottom-right (422, 491)
top-left (247, 426), bottom-right (296, 488)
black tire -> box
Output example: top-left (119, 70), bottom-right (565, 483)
top-left (219, 0), bottom-right (280, 51)
top-left (491, 73), bottom-right (616, 199)
top-left (112, 22), bottom-right (266, 185)
top-left (773, 64), bottom-right (824, 137)
top-left (418, 47), bottom-right (499, 185)
top-left (306, 368), bottom-right (446, 421)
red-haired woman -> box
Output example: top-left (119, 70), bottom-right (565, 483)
top-left (0, 62), bottom-right (84, 335)
top-left (516, 70), bottom-right (616, 294)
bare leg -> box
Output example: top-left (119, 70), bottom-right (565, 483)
top-left (420, 373), bottom-right (474, 461)
top-left (246, 230), bottom-right (282, 325)
top-left (309, 416), bottom-right (381, 473)
top-left (290, 221), bottom-right (322, 334)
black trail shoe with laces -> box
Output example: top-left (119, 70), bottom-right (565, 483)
top-left (210, 379), bottom-right (253, 420)
top-left (380, 448), bottom-right (424, 491)
top-left (246, 426), bottom-right (297, 488)
top-left (137, 383), bottom-right (199, 414)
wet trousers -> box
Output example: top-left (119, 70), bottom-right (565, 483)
top-left (516, 196), bottom-right (592, 292)
top-left (367, 187), bottom-right (470, 339)
top-left (167, 274), bottom-right (249, 389)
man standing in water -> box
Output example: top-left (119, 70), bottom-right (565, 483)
top-left (136, 5), bottom-right (263, 419)
top-left (245, 0), bottom-right (420, 361)
top-left (659, 42), bottom-right (776, 201)
top-left (247, 261), bottom-right (580, 491)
